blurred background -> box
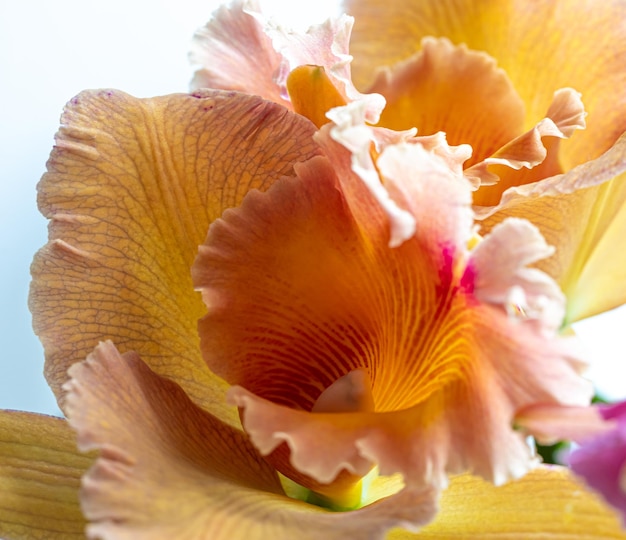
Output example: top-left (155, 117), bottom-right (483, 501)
top-left (1, 0), bottom-right (624, 417)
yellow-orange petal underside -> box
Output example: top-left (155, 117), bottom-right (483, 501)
top-left (64, 341), bottom-right (438, 540)
top-left (30, 89), bottom-right (320, 422)
top-left (345, 0), bottom-right (626, 169)
top-left (0, 410), bottom-right (91, 539)
top-left (391, 466), bottom-right (626, 539)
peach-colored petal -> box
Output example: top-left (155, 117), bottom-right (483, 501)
top-left (190, 1), bottom-right (287, 106)
top-left (321, 104), bottom-right (474, 245)
top-left (374, 142), bottom-right (474, 251)
top-left (371, 37), bottom-right (525, 168)
top-left (30, 88), bottom-right (319, 421)
top-left (0, 410), bottom-right (91, 539)
top-left (325, 100), bottom-right (417, 246)
top-left (515, 404), bottom-right (615, 445)
top-left (476, 132), bottom-right (626, 323)
top-left (469, 217), bottom-right (564, 329)
top-left (391, 466), bottom-right (626, 539)
top-left (65, 341), bottom-right (437, 539)
top-left (194, 143), bottom-right (591, 500)
top-left (345, 0), bottom-right (626, 168)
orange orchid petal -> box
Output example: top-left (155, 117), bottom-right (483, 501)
top-left (65, 341), bottom-right (438, 539)
top-left (193, 142), bottom-right (590, 502)
top-left (370, 37), bottom-right (525, 167)
top-left (0, 410), bottom-right (91, 539)
top-left (345, 0), bottom-right (626, 166)
top-left (287, 65), bottom-right (347, 128)
top-left (476, 132), bottom-right (626, 323)
top-left (470, 88), bottom-right (586, 205)
top-left (390, 466), bottom-right (626, 539)
top-left (30, 88), bottom-right (320, 421)
top-left (190, 1), bottom-right (287, 106)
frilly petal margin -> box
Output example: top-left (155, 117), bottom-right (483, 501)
top-left (344, 0), bottom-right (626, 170)
top-left (393, 467), bottom-right (626, 539)
top-left (371, 36), bottom-right (526, 167)
top-left (194, 143), bottom-right (591, 498)
top-left (476, 132), bottom-right (626, 323)
top-left (189, 1), bottom-right (287, 106)
top-left (64, 341), bottom-right (438, 540)
top-left (191, 2), bottom-right (387, 125)
top-left (30, 88), bottom-right (320, 423)
top-left (0, 410), bottom-right (91, 540)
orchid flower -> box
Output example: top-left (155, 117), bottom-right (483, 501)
top-left (190, 0), bottom-right (626, 324)
top-left (0, 86), bottom-right (621, 538)
top-left (1, 1), bottom-right (626, 539)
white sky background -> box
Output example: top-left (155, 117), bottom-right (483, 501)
top-left (0, 0), bottom-right (624, 417)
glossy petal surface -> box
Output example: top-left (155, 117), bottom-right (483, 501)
top-left (30, 88), bottom-right (319, 420)
top-left (0, 410), bottom-right (91, 540)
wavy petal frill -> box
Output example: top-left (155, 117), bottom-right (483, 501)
top-left (0, 410), bottom-right (91, 539)
top-left (191, 1), bottom-right (385, 125)
top-left (193, 138), bottom-right (591, 500)
top-left (189, 1), bottom-right (626, 323)
top-left (189, 1), bottom-right (287, 106)
top-left (63, 341), bottom-right (437, 540)
top-left (477, 133), bottom-right (626, 323)
top-left (29, 88), bottom-right (320, 423)
top-left (342, 0), bottom-right (626, 322)
top-left (344, 0), bottom-right (626, 169)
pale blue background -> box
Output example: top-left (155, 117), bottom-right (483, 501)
top-left (0, 0), bottom-right (624, 419)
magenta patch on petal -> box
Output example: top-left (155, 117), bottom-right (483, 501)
top-left (438, 244), bottom-right (475, 296)
top-left (438, 244), bottom-right (456, 293)
top-left (460, 262), bottom-right (476, 295)
top-left (601, 401), bottom-right (626, 423)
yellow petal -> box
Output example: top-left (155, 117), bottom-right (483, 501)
top-left (0, 410), bottom-right (91, 540)
top-left (65, 341), bottom-right (437, 539)
top-left (389, 466), bottom-right (626, 539)
top-left (30, 89), bottom-right (320, 422)
top-left (345, 0), bottom-right (626, 165)
top-left (476, 133), bottom-right (626, 323)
